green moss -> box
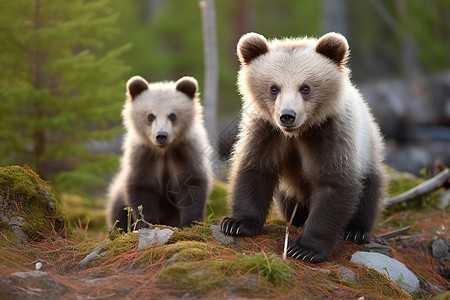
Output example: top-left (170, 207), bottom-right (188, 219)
top-left (143, 241), bottom-right (210, 263)
top-left (168, 231), bottom-right (206, 243)
top-left (103, 232), bottom-right (138, 255)
top-left (434, 291), bottom-right (450, 300)
top-left (156, 258), bottom-right (237, 295)
top-left (385, 167), bottom-right (443, 216)
top-left (357, 268), bottom-right (410, 298)
top-left (386, 166), bottom-right (424, 197)
top-left (206, 180), bottom-right (229, 220)
top-left (0, 222), bottom-right (15, 248)
top-left (269, 219), bottom-right (288, 227)
top-left (238, 252), bottom-right (292, 286)
top-left (0, 166), bottom-right (71, 244)
top-left (181, 222), bottom-right (214, 241)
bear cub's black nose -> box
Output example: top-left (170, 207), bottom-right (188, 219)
top-left (280, 110), bottom-right (296, 126)
top-left (156, 131), bottom-right (168, 144)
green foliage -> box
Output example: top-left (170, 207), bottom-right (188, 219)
top-left (398, 0), bottom-right (450, 72)
top-left (0, 0), bottom-right (130, 195)
top-left (106, 0), bottom-right (321, 117)
top-left (239, 252), bottom-right (292, 285)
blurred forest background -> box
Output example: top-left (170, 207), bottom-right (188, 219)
top-left (1, 0), bottom-right (450, 201)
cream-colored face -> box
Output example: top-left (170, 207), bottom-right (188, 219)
top-left (237, 33), bottom-right (349, 136)
top-left (130, 86), bottom-right (195, 148)
top-left (245, 46), bottom-right (343, 135)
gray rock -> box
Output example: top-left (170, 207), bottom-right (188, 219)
top-left (351, 251), bottom-right (420, 293)
top-left (431, 238), bottom-right (450, 262)
top-left (137, 227), bottom-right (174, 250)
top-left (12, 271), bottom-right (50, 279)
top-left (209, 224), bottom-right (233, 245)
top-left (11, 225), bottom-right (28, 244)
top-left (9, 216), bottom-right (25, 227)
top-left (364, 240), bottom-right (392, 257)
top-left (335, 267), bottom-right (357, 283)
top-left (0, 211), bottom-right (9, 223)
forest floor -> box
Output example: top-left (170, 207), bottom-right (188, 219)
top-left (0, 166), bottom-right (449, 299)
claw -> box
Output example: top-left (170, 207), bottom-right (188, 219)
top-left (230, 222), bottom-right (238, 235)
top-left (227, 221), bottom-right (232, 234)
top-left (345, 232), bottom-right (352, 241)
top-left (310, 255), bottom-right (316, 262)
top-left (236, 225), bottom-right (240, 235)
top-left (354, 232), bottom-right (360, 243)
top-left (362, 233), bottom-right (368, 241)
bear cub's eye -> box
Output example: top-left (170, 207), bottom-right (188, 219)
top-left (147, 114), bottom-right (155, 122)
top-left (168, 113), bottom-right (177, 122)
top-left (300, 85), bottom-right (310, 95)
top-left (270, 85), bottom-right (279, 95)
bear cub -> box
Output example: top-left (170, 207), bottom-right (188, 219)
top-left (220, 32), bottom-right (386, 263)
top-left (107, 76), bottom-right (213, 231)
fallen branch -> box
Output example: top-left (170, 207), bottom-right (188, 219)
top-left (385, 169), bottom-right (450, 207)
top-left (375, 225), bottom-right (412, 240)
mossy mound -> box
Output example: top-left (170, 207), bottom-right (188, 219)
top-left (168, 222), bottom-right (214, 243)
top-left (0, 166), bottom-right (70, 245)
top-left (156, 258), bottom-right (237, 295)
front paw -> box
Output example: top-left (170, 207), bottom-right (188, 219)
top-left (287, 239), bottom-right (330, 263)
top-left (340, 229), bottom-right (370, 244)
top-left (219, 217), bottom-right (260, 236)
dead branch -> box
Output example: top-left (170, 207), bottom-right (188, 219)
top-left (385, 169), bottom-right (450, 207)
top-left (375, 225), bottom-right (412, 240)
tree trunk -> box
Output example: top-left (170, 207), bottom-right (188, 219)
top-left (199, 0), bottom-right (219, 176)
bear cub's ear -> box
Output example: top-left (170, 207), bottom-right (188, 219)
top-left (237, 32), bottom-right (269, 65)
top-left (176, 76), bottom-right (198, 99)
top-left (127, 76), bottom-right (149, 100)
top-left (316, 32), bottom-right (349, 66)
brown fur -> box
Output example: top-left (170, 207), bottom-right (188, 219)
top-left (106, 76), bottom-right (213, 231)
top-left (220, 32), bottom-right (386, 263)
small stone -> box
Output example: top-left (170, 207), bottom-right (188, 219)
top-left (0, 211), bottom-right (9, 223)
top-left (35, 262), bottom-right (43, 270)
top-left (336, 267), bottom-right (357, 283)
top-left (431, 238), bottom-right (450, 262)
top-left (137, 227), bottom-right (174, 250)
top-left (351, 251), bottom-right (420, 293)
top-left (9, 216), bottom-right (25, 227)
top-left (11, 225), bottom-right (28, 244)
top-left (209, 225), bottom-right (233, 245)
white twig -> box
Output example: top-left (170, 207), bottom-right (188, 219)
top-left (283, 202), bottom-right (299, 260)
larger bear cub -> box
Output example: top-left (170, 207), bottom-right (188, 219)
top-left (220, 32), bottom-right (386, 263)
top-left (107, 76), bottom-right (213, 231)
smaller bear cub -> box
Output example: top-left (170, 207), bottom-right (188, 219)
top-left (220, 32), bottom-right (386, 263)
top-left (107, 76), bottom-right (213, 231)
